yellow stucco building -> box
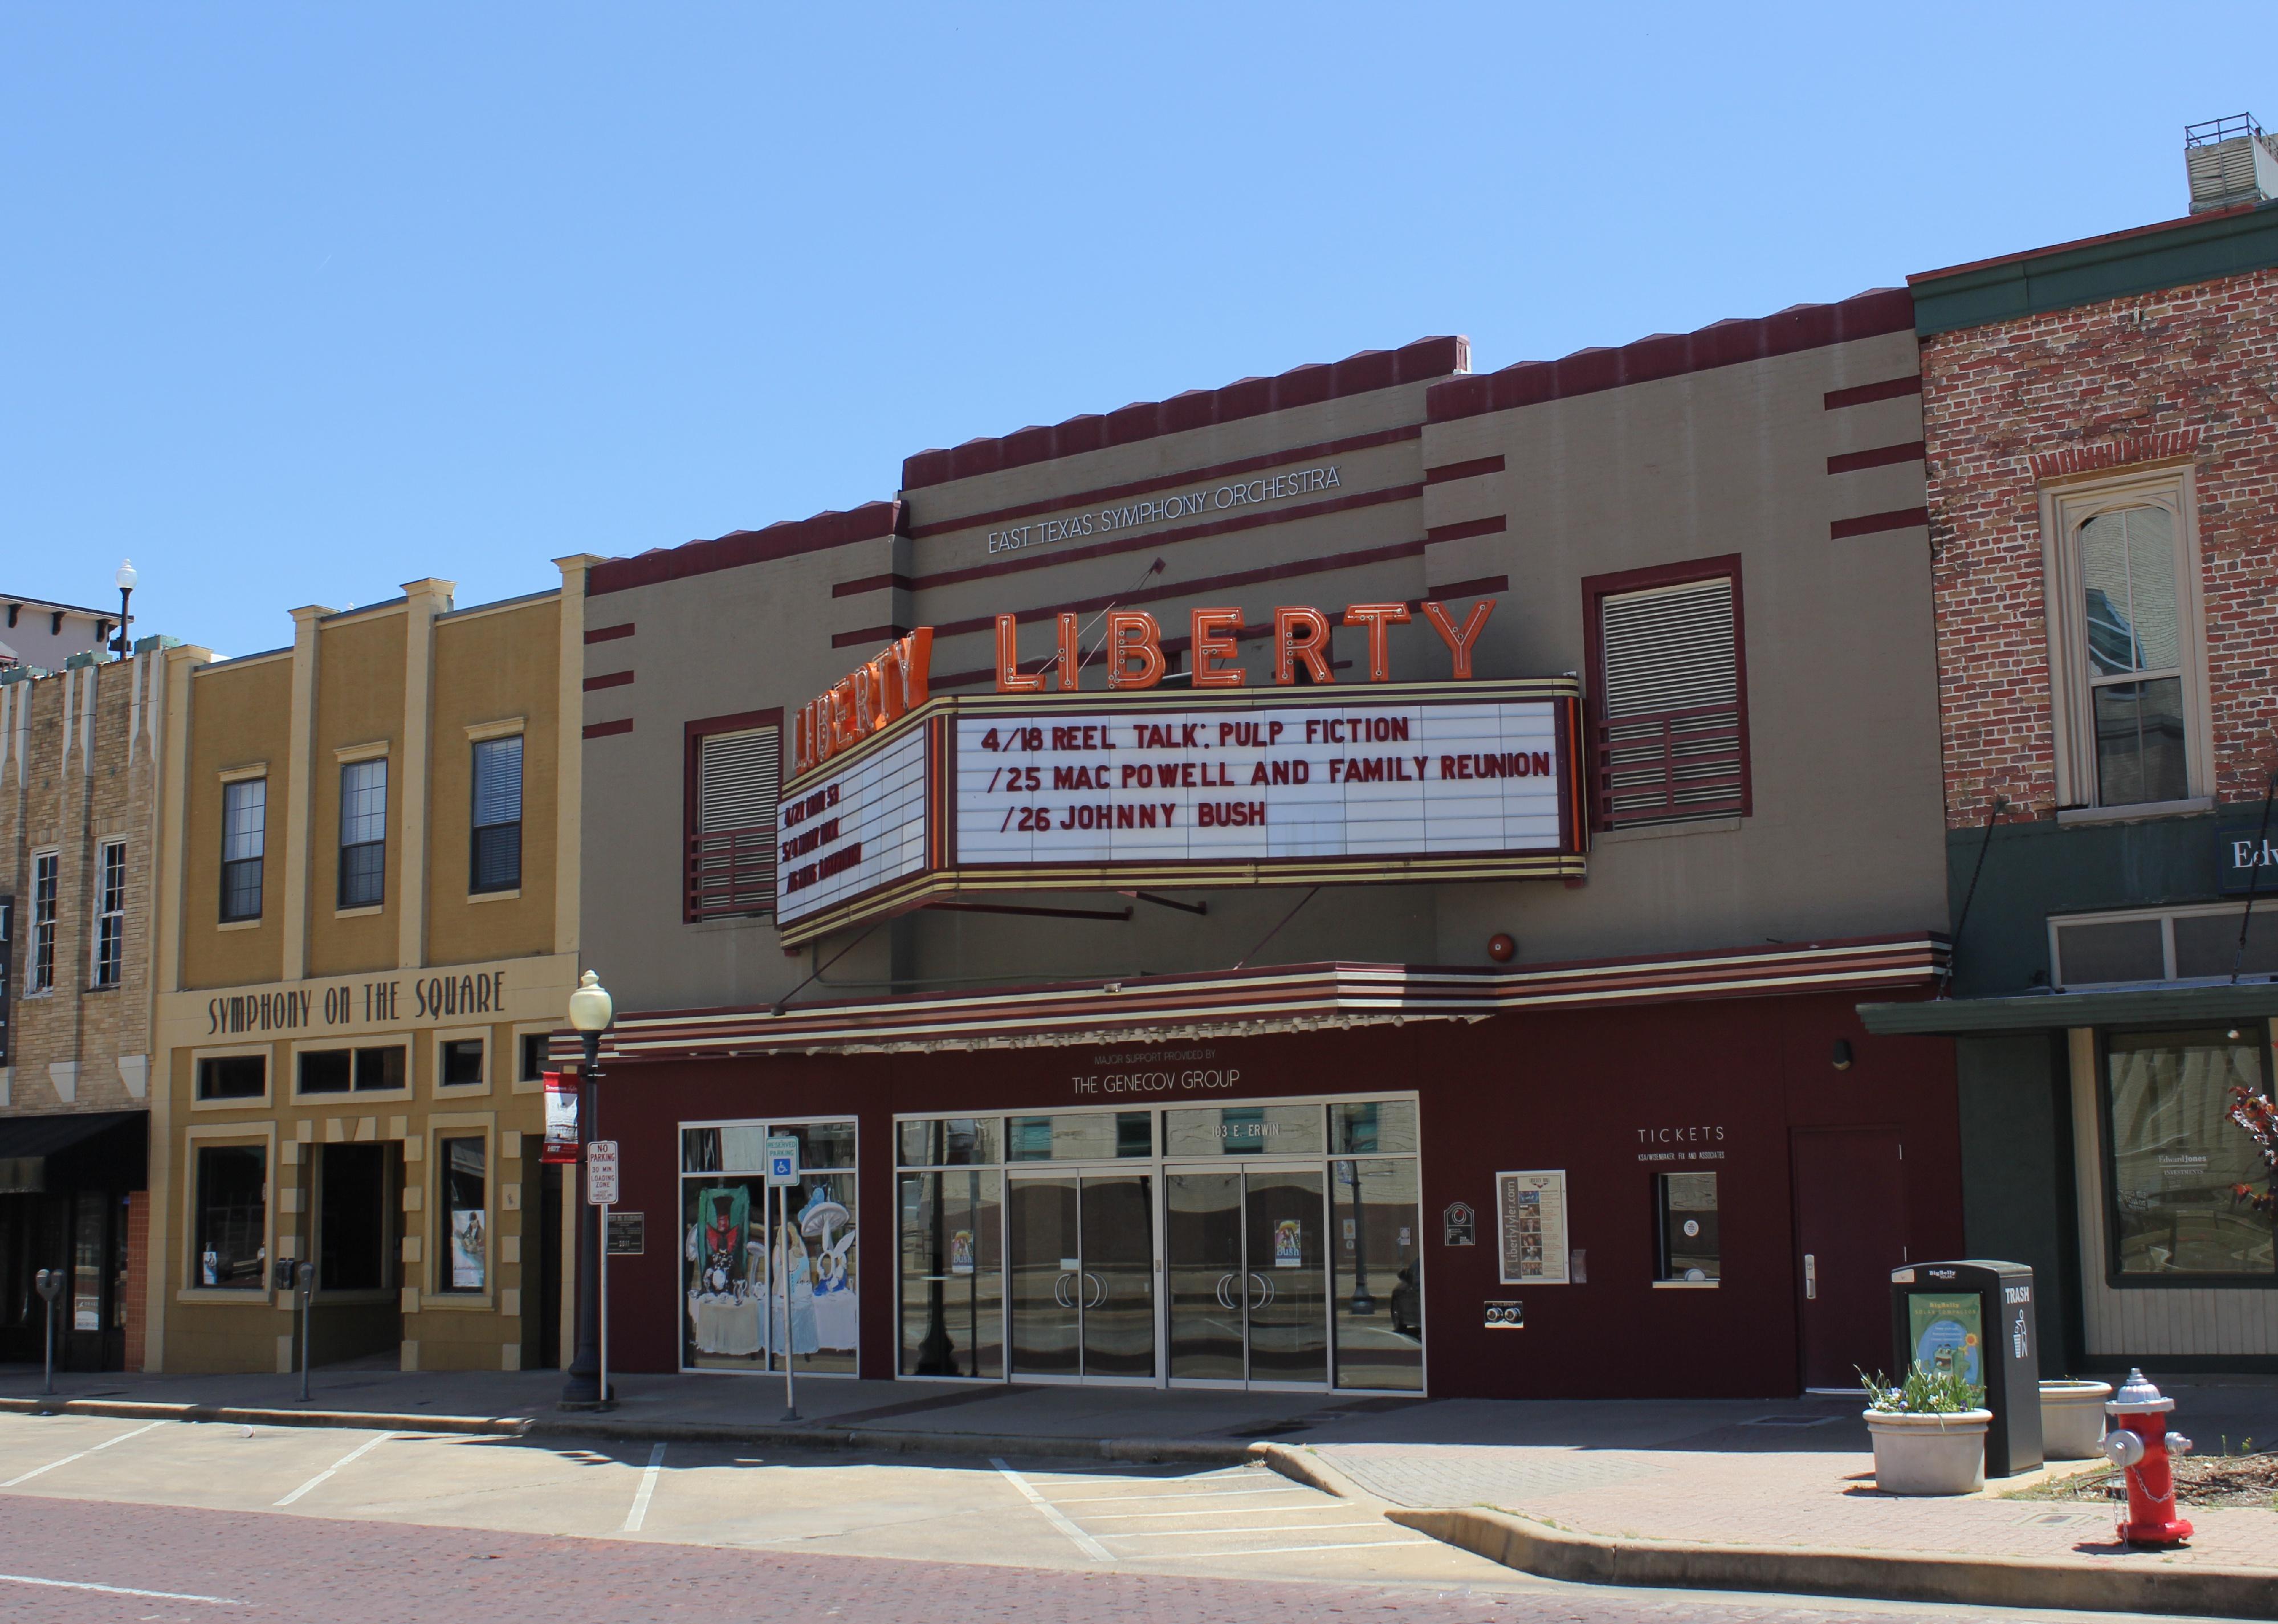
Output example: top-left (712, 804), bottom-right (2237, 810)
top-left (144, 564), bottom-right (596, 1373)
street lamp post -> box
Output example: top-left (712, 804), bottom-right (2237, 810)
top-left (112, 560), bottom-right (137, 657)
top-left (559, 970), bottom-right (614, 1408)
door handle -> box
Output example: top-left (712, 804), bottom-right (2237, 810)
top-left (1214, 1272), bottom-right (1235, 1309)
top-left (1249, 1272), bottom-right (1275, 1310)
top-left (1054, 1272), bottom-right (1073, 1309)
top-left (1085, 1272), bottom-right (1106, 1309)
top-left (1803, 1253), bottom-right (1817, 1301)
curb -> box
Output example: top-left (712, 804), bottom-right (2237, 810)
top-left (0, 1396), bottom-right (1260, 1467)
top-left (1385, 1504), bottom-right (2278, 1622)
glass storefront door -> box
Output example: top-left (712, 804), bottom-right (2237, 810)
top-left (898, 1096), bottom-right (1423, 1393)
top-left (1006, 1170), bottom-right (1156, 1382)
top-left (1166, 1164), bottom-right (1329, 1388)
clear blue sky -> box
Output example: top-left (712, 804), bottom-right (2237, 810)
top-left (2, 5), bottom-right (2263, 656)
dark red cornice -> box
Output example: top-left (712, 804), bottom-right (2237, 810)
top-left (900, 337), bottom-right (1468, 491)
top-left (588, 501), bottom-right (905, 598)
top-left (1428, 289), bottom-right (1915, 424)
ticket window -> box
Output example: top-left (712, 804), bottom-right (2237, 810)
top-left (1656, 1173), bottom-right (1719, 1284)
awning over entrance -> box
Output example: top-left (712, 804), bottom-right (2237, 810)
top-left (0, 1110), bottom-right (149, 1195)
top-left (1858, 981), bottom-right (2278, 1037)
top-left (569, 934), bottom-right (1947, 1062)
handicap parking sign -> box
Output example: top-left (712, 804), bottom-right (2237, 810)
top-left (765, 1134), bottom-right (800, 1186)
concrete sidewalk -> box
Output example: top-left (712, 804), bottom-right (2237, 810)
top-left (8, 1364), bottom-right (2276, 1615)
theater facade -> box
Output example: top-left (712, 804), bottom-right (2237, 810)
top-left (572, 299), bottom-right (1963, 1398)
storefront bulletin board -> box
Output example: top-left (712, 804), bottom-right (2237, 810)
top-left (1497, 1169), bottom-right (1568, 1285)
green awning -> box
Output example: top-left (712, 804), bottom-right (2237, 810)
top-left (1859, 982), bottom-right (2278, 1037)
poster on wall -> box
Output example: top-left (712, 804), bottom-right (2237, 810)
top-left (1496, 1170), bottom-right (1569, 1286)
top-left (541, 1072), bottom-right (579, 1164)
top-left (450, 1209), bottom-right (486, 1289)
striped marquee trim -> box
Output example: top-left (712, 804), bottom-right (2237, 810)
top-left (557, 935), bottom-right (1947, 1062)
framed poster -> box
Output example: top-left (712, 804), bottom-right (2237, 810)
top-left (1496, 1169), bottom-right (1569, 1286)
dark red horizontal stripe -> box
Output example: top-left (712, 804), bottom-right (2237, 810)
top-left (582, 718), bottom-right (634, 739)
top-left (1429, 575), bottom-right (1509, 601)
top-left (908, 426), bottom-right (1421, 541)
top-left (830, 623), bottom-right (911, 650)
top-left (1829, 506), bottom-right (1930, 540)
top-left (831, 573), bottom-right (916, 599)
top-left (589, 501), bottom-right (903, 597)
top-left (584, 622), bottom-right (635, 644)
top-left (920, 538), bottom-right (1431, 647)
top-left (1431, 289), bottom-right (1914, 423)
top-left (1826, 440), bottom-right (1925, 475)
top-left (1426, 515), bottom-right (1507, 544)
top-left (1823, 373), bottom-right (1922, 410)
top-left (1423, 455), bottom-right (1505, 484)
top-left (582, 670), bottom-right (634, 691)
top-left (902, 338), bottom-right (1465, 489)
top-left (907, 483), bottom-right (1423, 594)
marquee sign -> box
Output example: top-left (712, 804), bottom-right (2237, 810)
top-left (776, 663), bottom-right (1586, 945)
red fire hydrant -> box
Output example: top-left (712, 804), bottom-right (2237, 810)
top-left (2100, 1368), bottom-right (2193, 1546)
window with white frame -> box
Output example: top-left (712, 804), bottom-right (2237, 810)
top-left (221, 777), bottom-right (266, 921)
top-left (92, 840), bottom-right (126, 988)
top-left (29, 851), bottom-right (58, 993)
top-left (470, 735), bottom-right (523, 893)
top-left (2051, 902), bottom-right (2278, 988)
top-left (339, 758), bottom-right (386, 909)
top-left (2041, 473), bottom-right (2208, 811)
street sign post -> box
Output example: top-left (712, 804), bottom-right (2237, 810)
top-left (764, 1136), bottom-right (800, 1420)
top-left (589, 1141), bottom-right (620, 1404)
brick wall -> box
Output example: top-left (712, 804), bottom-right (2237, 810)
top-left (123, 1190), bottom-right (148, 1372)
top-left (1921, 266), bottom-right (2278, 827)
top-left (0, 655), bottom-right (163, 1107)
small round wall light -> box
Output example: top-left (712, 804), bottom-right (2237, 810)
top-left (1487, 933), bottom-right (1517, 964)
top-left (1831, 1039), bottom-right (1855, 1071)
top-left (2226, 1027), bottom-right (2243, 1041)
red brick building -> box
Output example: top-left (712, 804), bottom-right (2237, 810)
top-left (1865, 121), bottom-right (2278, 1373)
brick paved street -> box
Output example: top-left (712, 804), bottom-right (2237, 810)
top-left (0, 1496), bottom-right (2200, 1624)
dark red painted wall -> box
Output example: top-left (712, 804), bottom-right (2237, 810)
top-left (589, 989), bottom-right (1959, 1398)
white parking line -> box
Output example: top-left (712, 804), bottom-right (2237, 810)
top-left (1048, 1485), bottom-right (1315, 1504)
top-left (1, 1420), bottom-right (165, 1488)
top-left (990, 1458), bottom-right (1114, 1562)
top-left (0, 1572), bottom-right (241, 1605)
top-left (621, 1443), bottom-right (666, 1532)
top-left (1125, 1537), bottom-right (1437, 1559)
top-left (1097, 1519), bottom-right (1390, 1539)
top-left (1082, 1504), bottom-right (1362, 1520)
top-left (275, 1431), bottom-right (396, 1506)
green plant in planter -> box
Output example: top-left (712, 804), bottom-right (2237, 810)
top-left (1859, 1365), bottom-right (1986, 1414)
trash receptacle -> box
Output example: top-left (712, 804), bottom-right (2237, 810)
top-left (1890, 1260), bottom-right (2043, 1478)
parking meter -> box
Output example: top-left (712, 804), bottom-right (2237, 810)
top-left (294, 1262), bottom-right (316, 1401)
top-left (33, 1268), bottom-right (64, 1396)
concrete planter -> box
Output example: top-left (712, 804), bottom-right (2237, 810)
top-left (1865, 1408), bottom-right (1990, 1495)
top-left (2039, 1380), bottom-right (2113, 1459)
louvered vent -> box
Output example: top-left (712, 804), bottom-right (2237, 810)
top-left (1594, 577), bottom-right (1749, 826)
top-left (2185, 114), bottom-right (2278, 214)
top-left (688, 725), bottom-right (780, 919)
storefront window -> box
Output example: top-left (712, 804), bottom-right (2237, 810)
top-left (898, 1170), bottom-right (1004, 1378)
top-left (438, 1136), bottom-right (487, 1292)
top-left (193, 1144), bottom-right (266, 1289)
top-left (2105, 1028), bottom-right (2275, 1278)
top-left (680, 1119), bottom-right (858, 1374)
top-left (1656, 1173), bottom-right (1720, 1283)
top-left (299, 1044), bottom-right (406, 1095)
top-left (898, 1117), bottom-right (1003, 1167)
top-left (1330, 1157), bottom-right (1422, 1390)
top-left (1332, 1100), bottom-right (1419, 1156)
top-left (1006, 1112), bottom-right (1152, 1161)
top-left (1163, 1104), bottom-right (1324, 1158)
top-left (196, 1054), bottom-right (266, 1101)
